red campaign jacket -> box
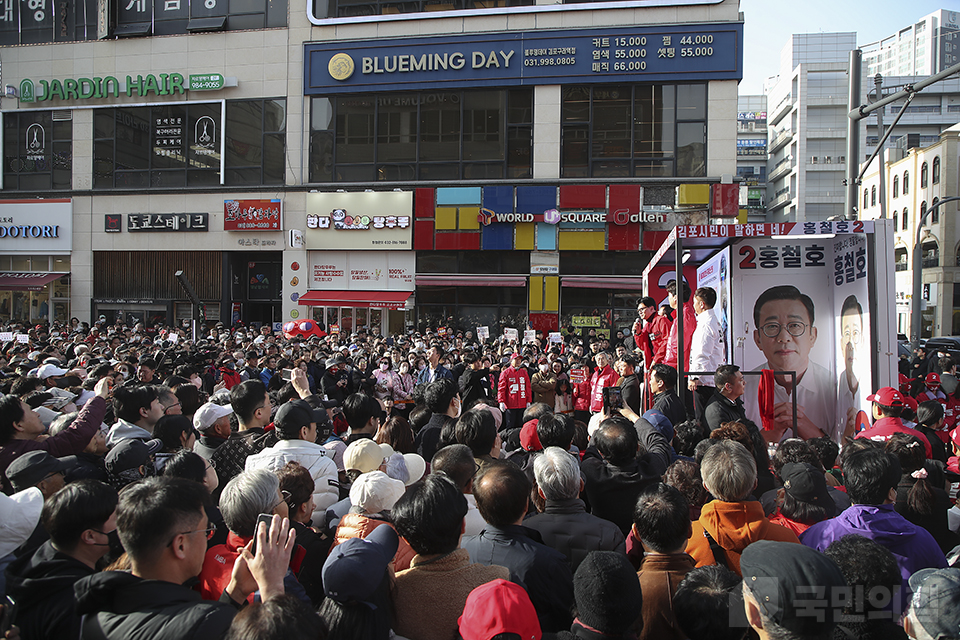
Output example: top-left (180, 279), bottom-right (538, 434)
top-left (572, 378), bottom-right (591, 412)
top-left (665, 301), bottom-right (697, 371)
top-left (589, 365), bottom-right (619, 413)
top-left (648, 315), bottom-right (672, 365)
top-left (498, 366), bottom-right (531, 409)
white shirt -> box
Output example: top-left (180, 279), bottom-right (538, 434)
top-left (742, 360), bottom-right (840, 442)
top-left (689, 307), bottom-right (725, 386)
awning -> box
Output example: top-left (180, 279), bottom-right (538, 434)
top-left (0, 272), bottom-right (68, 291)
top-left (297, 290), bottom-right (412, 310)
top-left (561, 276), bottom-right (643, 290)
top-left (416, 276), bottom-right (527, 287)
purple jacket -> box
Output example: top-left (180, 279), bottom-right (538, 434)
top-left (800, 503), bottom-right (946, 607)
top-left (0, 396), bottom-right (106, 495)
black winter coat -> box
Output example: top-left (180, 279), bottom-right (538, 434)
top-left (524, 498), bottom-right (626, 571)
top-left (5, 540), bottom-right (94, 640)
top-left (74, 571), bottom-right (238, 640)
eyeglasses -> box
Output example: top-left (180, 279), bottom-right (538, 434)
top-left (843, 329), bottom-right (862, 345)
top-left (760, 322), bottom-right (807, 338)
top-left (170, 522), bottom-right (217, 546)
top-left (272, 490), bottom-right (292, 511)
top-left (163, 402), bottom-right (181, 413)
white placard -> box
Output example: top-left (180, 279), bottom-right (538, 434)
top-left (477, 326), bottom-right (489, 340)
top-left (0, 332), bottom-right (13, 342)
top-left (16, 334), bottom-right (29, 344)
top-left (523, 330), bottom-right (536, 344)
top-left (504, 328), bottom-right (518, 343)
top-left (548, 332), bottom-right (563, 344)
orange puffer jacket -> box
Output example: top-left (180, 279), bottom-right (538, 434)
top-left (331, 513), bottom-right (416, 572)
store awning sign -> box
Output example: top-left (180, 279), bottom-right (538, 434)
top-left (224, 199), bottom-right (282, 232)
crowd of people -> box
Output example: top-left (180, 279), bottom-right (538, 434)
top-left (0, 305), bottom-right (957, 640)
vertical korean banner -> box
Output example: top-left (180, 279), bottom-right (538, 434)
top-left (833, 234), bottom-right (871, 440)
top-left (696, 246), bottom-right (732, 363)
top-left (731, 238), bottom-right (843, 442)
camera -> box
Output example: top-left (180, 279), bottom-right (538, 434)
top-left (602, 386), bottom-right (623, 411)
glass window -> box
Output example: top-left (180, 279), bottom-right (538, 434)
top-left (323, 0), bottom-right (533, 19)
top-left (903, 171), bottom-right (910, 194)
top-left (310, 89), bottom-right (531, 183)
top-left (3, 111), bottom-right (72, 191)
top-left (893, 175), bottom-right (899, 198)
top-left (902, 207), bottom-right (909, 231)
top-left (871, 185), bottom-right (876, 207)
top-left (94, 101), bottom-right (237, 189)
top-left (932, 198), bottom-right (940, 224)
top-left (933, 156), bottom-right (940, 184)
top-left (561, 83), bottom-right (705, 178)
top-left (225, 99), bottom-right (287, 186)
top-left (921, 162), bottom-right (928, 188)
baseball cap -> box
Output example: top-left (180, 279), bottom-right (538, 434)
top-left (902, 396), bottom-right (919, 414)
top-left (5, 450), bottom-right (77, 492)
top-left (194, 402), bottom-right (233, 432)
top-left (908, 568), bottom-right (960, 640)
top-left (0, 487), bottom-right (43, 557)
top-left (344, 438), bottom-right (386, 473)
top-left (520, 420), bottom-right (542, 452)
top-left (780, 462), bottom-right (836, 518)
top-left (925, 372), bottom-right (941, 388)
top-left (643, 409), bottom-right (674, 441)
top-left (274, 399), bottom-right (325, 437)
top-left (349, 470), bottom-right (405, 514)
top-left (322, 524), bottom-right (398, 607)
top-left (950, 426), bottom-right (960, 448)
top-left (866, 386), bottom-right (905, 407)
top-left (458, 579), bottom-right (541, 640)
top-left (104, 438), bottom-right (163, 475)
top-left (740, 541), bottom-right (846, 636)
top-left (37, 363), bottom-right (68, 380)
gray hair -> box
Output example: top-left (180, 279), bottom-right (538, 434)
top-left (701, 440), bottom-right (757, 502)
top-left (534, 447), bottom-right (581, 501)
top-left (220, 468), bottom-right (280, 536)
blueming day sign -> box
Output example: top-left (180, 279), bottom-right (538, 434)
top-left (305, 23), bottom-right (743, 94)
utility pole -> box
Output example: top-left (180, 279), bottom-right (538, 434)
top-left (874, 74), bottom-right (886, 220)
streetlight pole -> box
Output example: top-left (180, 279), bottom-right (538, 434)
top-left (912, 196), bottom-right (960, 351)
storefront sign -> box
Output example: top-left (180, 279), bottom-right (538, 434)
top-left (18, 72), bottom-right (225, 103)
top-left (0, 200), bottom-right (72, 253)
top-left (478, 208), bottom-right (665, 225)
top-left (92, 298), bottom-right (157, 304)
top-left (737, 111), bottom-right (767, 123)
top-left (224, 199), bottom-right (283, 231)
top-left (308, 251), bottom-right (415, 291)
top-left (305, 23), bottom-right (742, 94)
top-left (127, 213), bottom-right (208, 232)
top-left (530, 251), bottom-right (559, 275)
top-left (305, 192), bottom-right (413, 250)
top-left (571, 316), bottom-right (602, 327)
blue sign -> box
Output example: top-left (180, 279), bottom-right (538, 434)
top-left (305, 23), bottom-right (743, 94)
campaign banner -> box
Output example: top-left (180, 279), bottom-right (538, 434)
top-left (477, 326), bottom-right (490, 340)
top-left (548, 332), bottom-right (563, 344)
top-left (731, 236), bottom-right (873, 443)
top-left (504, 328), bottom-right (519, 343)
top-left (697, 246), bottom-right (732, 363)
top-left (569, 368), bottom-right (587, 384)
top-left (523, 330), bottom-right (536, 344)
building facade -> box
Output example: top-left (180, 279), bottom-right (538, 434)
top-left (736, 94), bottom-right (765, 220)
top-left (860, 123), bottom-right (959, 337)
top-left (764, 32), bottom-right (864, 223)
top-left (862, 9), bottom-right (960, 78)
top-left (0, 0), bottom-right (742, 336)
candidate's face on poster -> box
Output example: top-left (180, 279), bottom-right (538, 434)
top-left (752, 297), bottom-right (817, 375)
top-left (840, 307), bottom-right (862, 376)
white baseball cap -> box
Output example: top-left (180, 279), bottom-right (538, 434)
top-left (193, 402), bottom-right (233, 432)
top-left (0, 487), bottom-right (43, 557)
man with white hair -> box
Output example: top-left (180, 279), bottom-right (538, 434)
top-left (588, 352), bottom-right (618, 414)
top-left (685, 440), bottom-right (799, 575)
top-left (524, 446), bottom-right (624, 571)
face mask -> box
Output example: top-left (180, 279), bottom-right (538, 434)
top-left (539, 364), bottom-right (549, 373)
top-left (284, 349), bottom-right (292, 356)
top-left (417, 363), bottom-right (426, 371)
top-left (380, 363), bottom-right (389, 371)
top-left (400, 365), bottom-right (409, 374)
top-left (192, 377), bottom-right (203, 389)
top-left (119, 370), bottom-right (128, 379)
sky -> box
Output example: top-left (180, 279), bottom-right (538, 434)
top-left (738, 0), bottom-right (951, 95)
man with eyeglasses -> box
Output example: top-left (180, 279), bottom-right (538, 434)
top-left (837, 295), bottom-right (865, 441)
top-left (742, 285), bottom-right (838, 443)
top-left (5, 480), bottom-right (118, 640)
top-left (74, 476), bottom-right (293, 640)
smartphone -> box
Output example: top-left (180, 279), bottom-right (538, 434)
top-left (602, 386), bottom-right (623, 411)
top-left (0, 595), bottom-right (17, 635)
top-left (250, 513), bottom-right (275, 555)
top-left (280, 368), bottom-right (295, 381)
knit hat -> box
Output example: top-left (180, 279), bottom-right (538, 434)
top-left (573, 551), bottom-right (643, 634)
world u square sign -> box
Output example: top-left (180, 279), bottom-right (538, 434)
top-left (304, 23), bottom-right (743, 94)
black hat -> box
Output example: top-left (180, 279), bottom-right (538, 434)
top-left (5, 450), bottom-right (77, 491)
top-left (780, 462), bottom-right (836, 518)
top-left (740, 541), bottom-right (847, 636)
top-left (325, 356), bottom-right (344, 369)
top-left (105, 438), bottom-right (162, 475)
top-left (275, 400), bottom-right (327, 438)
top-left (573, 551), bottom-right (642, 634)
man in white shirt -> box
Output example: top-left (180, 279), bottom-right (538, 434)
top-left (687, 286), bottom-right (725, 423)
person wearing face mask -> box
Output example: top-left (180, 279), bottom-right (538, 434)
top-left (218, 357), bottom-right (242, 390)
top-left (531, 357), bottom-right (558, 408)
top-left (5, 479), bottom-right (119, 640)
top-left (373, 357), bottom-right (400, 404)
top-left (395, 361), bottom-right (416, 418)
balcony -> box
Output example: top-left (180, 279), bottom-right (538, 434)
top-left (768, 93), bottom-right (793, 126)
top-left (896, 263), bottom-right (909, 272)
top-left (768, 189), bottom-right (792, 211)
top-left (922, 258), bottom-right (939, 269)
top-left (769, 129), bottom-right (791, 153)
top-left (768, 158), bottom-right (793, 182)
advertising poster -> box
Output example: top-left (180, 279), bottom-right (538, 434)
top-left (696, 246), bottom-right (732, 363)
top-left (307, 251), bottom-right (414, 291)
top-left (224, 199), bottom-right (282, 232)
top-left (833, 234), bottom-right (872, 441)
top-left (731, 237), bottom-right (872, 443)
